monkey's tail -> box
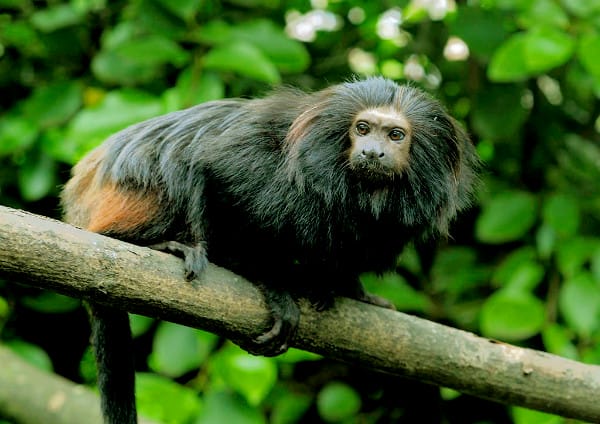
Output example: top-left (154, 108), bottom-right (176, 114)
top-left (90, 303), bottom-right (137, 424)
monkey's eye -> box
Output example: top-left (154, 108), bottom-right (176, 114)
top-left (356, 122), bottom-right (370, 136)
top-left (388, 128), bottom-right (406, 142)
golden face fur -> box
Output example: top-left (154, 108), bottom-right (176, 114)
top-left (348, 106), bottom-right (413, 179)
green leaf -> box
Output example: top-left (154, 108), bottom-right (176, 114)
top-left (163, 70), bottom-right (225, 111)
top-left (0, 115), bottom-right (38, 156)
top-left (276, 348), bottom-right (322, 364)
top-left (451, 7), bottom-right (507, 60)
top-left (523, 26), bottom-right (575, 74)
top-left (502, 261), bottom-right (545, 294)
top-left (561, 0), bottom-right (600, 18)
top-left (18, 151), bottom-right (58, 201)
top-left (578, 33), bottom-right (600, 82)
top-left (535, 224), bottom-right (555, 260)
top-left (198, 20), bottom-right (309, 74)
top-left (430, 247), bottom-right (489, 295)
top-left (195, 391), bottom-right (265, 424)
top-left (270, 388), bottom-right (312, 424)
top-left (65, 89), bottom-right (164, 157)
top-left (213, 345), bottom-right (278, 406)
top-left (92, 35), bottom-right (189, 85)
top-left (488, 27), bottom-right (575, 81)
top-left (149, 321), bottom-right (218, 377)
top-left (512, 406), bottom-right (563, 424)
top-left (480, 291), bottom-right (545, 341)
top-left (136, 373), bottom-right (202, 423)
top-left (476, 191), bottom-right (538, 244)
top-left (492, 247), bottom-right (537, 286)
top-left (129, 314), bottom-right (154, 337)
top-left (30, 4), bottom-right (84, 32)
top-left (360, 272), bottom-right (430, 312)
top-left (21, 291), bottom-right (80, 313)
top-left (154, 0), bottom-right (202, 21)
top-left (556, 237), bottom-right (600, 278)
top-left (6, 340), bottom-right (53, 371)
top-left (23, 81), bottom-right (82, 128)
top-left (230, 20), bottom-right (310, 73)
top-left (204, 41), bottom-right (281, 83)
top-left (541, 323), bottom-right (578, 360)
top-left (316, 381), bottom-right (361, 423)
top-left (518, 0), bottom-right (569, 29)
top-left (112, 35), bottom-right (189, 67)
top-left (488, 33), bottom-right (529, 82)
top-left (541, 193), bottom-right (580, 237)
top-left (471, 84), bottom-right (528, 139)
top-left (559, 272), bottom-right (600, 338)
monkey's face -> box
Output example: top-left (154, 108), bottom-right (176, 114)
top-left (348, 107), bottom-right (412, 181)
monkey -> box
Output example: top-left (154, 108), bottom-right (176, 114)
top-left (60, 77), bottom-right (479, 423)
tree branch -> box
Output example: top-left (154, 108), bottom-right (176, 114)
top-left (0, 345), bottom-right (156, 424)
top-left (1, 205), bottom-right (599, 422)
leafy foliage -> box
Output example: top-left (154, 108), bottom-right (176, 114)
top-left (1, 0), bottom-right (600, 423)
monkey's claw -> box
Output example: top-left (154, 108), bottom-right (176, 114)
top-left (149, 241), bottom-right (208, 280)
top-left (238, 289), bottom-right (300, 357)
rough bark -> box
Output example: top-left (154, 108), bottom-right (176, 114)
top-left (1, 205), bottom-right (599, 422)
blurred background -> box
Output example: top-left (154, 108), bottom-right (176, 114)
top-left (1, 0), bottom-right (600, 423)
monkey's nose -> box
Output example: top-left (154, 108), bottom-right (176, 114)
top-left (361, 149), bottom-right (385, 160)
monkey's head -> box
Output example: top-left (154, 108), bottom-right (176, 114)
top-left (284, 77), bottom-right (479, 234)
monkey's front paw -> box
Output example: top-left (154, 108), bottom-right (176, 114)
top-left (149, 241), bottom-right (208, 280)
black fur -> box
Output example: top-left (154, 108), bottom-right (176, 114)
top-left (63, 77), bottom-right (478, 423)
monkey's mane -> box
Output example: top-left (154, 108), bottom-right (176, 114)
top-left (278, 77), bottom-right (478, 236)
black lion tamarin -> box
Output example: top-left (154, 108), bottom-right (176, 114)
top-left (61, 77), bottom-right (478, 423)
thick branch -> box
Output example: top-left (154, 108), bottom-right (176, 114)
top-left (0, 205), bottom-right (599, 422)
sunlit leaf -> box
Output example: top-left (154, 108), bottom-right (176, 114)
top-left (317, 382), bottom-right (361, 423)
top-left (512, 406), bottom-right (563, 424)
top-left (149, 321), bottom-right (218, 377)
top-left (488, 33), bottom-right (529, 82)
top-left (541, 193), bottom-right (580, 237)
top-left (541, 324), bottom-right (578, 360)
top-left (523, 26), bottom-right (575, 74)
top-left (23, 81), bottom-right (82, 128)
top-left (578, 33), bottom-right (600, 83)
top-left (480, 291), bottom-right (545, 341)
top-left (18, 151), bottom-right (58, 201)
top-left (559, 272), bottom-right (600, 338)
top-left (476, 191), bottom-right (537, 244)
top-left (270, 388), bottom-right (312, 424)
top-left (212, 345), bottom-right (277, 406)
top-left (30, 4), bottom-right (84, 32)
top-left (21, 291), bottom-right (80, 313)
top-left (360, 272), bottom-right (430, 312)
top-left (0, 115), bottom-right (38, 156)
top-left (204, 41), bottom-right (281, 83)
top-left (556, 237), bottom-right (600, 278)
top-left (136, 373), bottom-right (202, 423)
top-left (195, 390), bottom-right (265, 424)
top-left (155, 0), bottom-right (202, 21)
top-left (65, 89), bottom-right (164, 158)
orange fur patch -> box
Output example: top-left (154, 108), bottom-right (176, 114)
top-left (62, 144), bottom-right (159, 234)
top-left (86, 184), bottom-right (159, 234)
